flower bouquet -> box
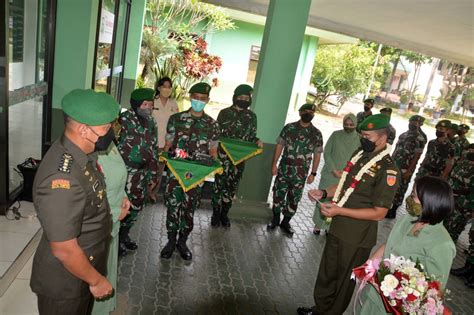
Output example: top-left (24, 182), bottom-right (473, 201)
top-left (351, 254), bottom-right (451, 315)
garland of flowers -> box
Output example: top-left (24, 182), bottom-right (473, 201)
top-left (326, 145), bottom-right (392, 223)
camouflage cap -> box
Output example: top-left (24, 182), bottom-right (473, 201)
top-left (130, 88), bottom-right (155, 102)
top-left (62, 89), bottom-right (119, 126)
top-left (436, 120), bottom-right (451, 128)
top-left (363, 98), bottom-right (375, 105)
top-left (298, 103), bottom-right (316, 112)
top-left (459, 123), bottom-right (470, 131)
top-left (449, 123), bottom-right (459, 132)
top-left (233, 84), bottom-right (253, 97)
top-left (409, 115), bottom-right (425, 123)
top-left (189, 82), bottom-right (211, 95)
top-left (359, 114), bottom-right (390, 131)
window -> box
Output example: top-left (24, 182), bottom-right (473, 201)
top-left (247, 45), bottom-right (260, 84)
top-left (9, 0), bottom-right (24, 63)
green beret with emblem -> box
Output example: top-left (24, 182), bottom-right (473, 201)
top-left (436, 120), bottom-right (451, 128)
top-left (358, 114), bottom-right (390, 131)
top-left (409, 115), bottom-right (425, 123)
top-left (363, 98), bottom-right (375, 105)
top-left (233, 84), bottom-right (253, 97)
top-left (459, 124), bottom-right (470, 131)
top-left (62, 89), bottom-right (119, 126)
top-left (189, 82), bottom-right (211, 95)
top-left (298, 103), bottom-right (316, 112)
top-left (449, 123), bottom-right (459, 132)
top-left (130, 88), bottom-right (155, 102)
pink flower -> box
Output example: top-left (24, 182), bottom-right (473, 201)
top-left (424, 297), bottom-right (437, 314)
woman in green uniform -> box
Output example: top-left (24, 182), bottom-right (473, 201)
top-left (359, 176), bottom-right (455, 314)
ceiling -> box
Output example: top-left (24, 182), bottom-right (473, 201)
top-left (203, 0), bottom-right (474, 66)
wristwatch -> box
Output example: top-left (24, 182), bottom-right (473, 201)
top-left (310, 172), bottom-right (317, 176)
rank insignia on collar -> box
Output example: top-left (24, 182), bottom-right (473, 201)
top-left (58, 153), bottom-right (73, 173)
top-left (52, 179), bottom-right (70, 189)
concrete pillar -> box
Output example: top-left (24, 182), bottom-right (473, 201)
top-left (236, 0), bottom-right (312, 203)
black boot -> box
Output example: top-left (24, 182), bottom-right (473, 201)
top-left (220, 202), bottom-right (231, 228)
top-left (118, 242), bottom-right (128, 258)
top-left (211, 207), bottom-right (220, 227)
top-left (385, 204), bottom-right (398, 219)
top-left (280, 216), bottom-right (295, 237)
top-left (267, 212), bottom-right (280, 230)
top-left (451, 261), bottom-right (474, 277)
top-left (177, 232), bottom-right (192, 261)
top-left (119, 226), bottom-right (138, 250)
top-left (160, 232), bottom-right (177, 259)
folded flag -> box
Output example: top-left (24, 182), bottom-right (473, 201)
top-left (159, 152), bottom-right (223, 192)
top-left (219, 137), bottom-right (263, 165)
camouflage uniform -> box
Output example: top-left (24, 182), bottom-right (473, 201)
top-left (117, 109), bottom-right (158, 229)
top-left (450, 137), bottom-right (463, 162)
top-left (164, 110), bottom-right (219, 234)
top-left (212, 105), bottom-right (258, 219)
top-left (356, 111), bottom-right (372, 126)
top-left (443, 159), bottom-right (474, 242)
top-left (415, 139), bottom-right (455, 178)
top-left (391, 129), bottom-right (426, 208)
top-left (273, 122), bottom-right (323, 218)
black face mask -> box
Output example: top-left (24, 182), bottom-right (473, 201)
top-left (301, 113), bottom-right (314, 123)
top-left (360, 137), bottom-right (376, 152)
top-left (94, 128), bottom-right (115, 152)
top-left (364, 106), bottom-right (371, 112)
top-left (466, 152), bottom-right (474, 161)
top-left (436, 130), bottom-right (445, 138)
top-left (408, 124), bottom-right (418, 131)
top-left (235, 99), bottom-right (251, 109)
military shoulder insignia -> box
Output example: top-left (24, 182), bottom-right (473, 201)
top-left (51, 179), bottom-right (70, 189)
top-left (386, 175), bottom-right (397, 186)
top-left (58, 153), bottom-right (73, 173)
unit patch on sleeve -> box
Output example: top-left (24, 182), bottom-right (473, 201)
top-left (51, 179), bottom-right (71, 189)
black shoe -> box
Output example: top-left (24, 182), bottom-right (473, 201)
top-left (211, 208), bottom-right (220, 227)
top-left (177, 233), bottom-right (192, 260)
top-left (160, 232), bottom-right (177, 259)
top-left (267, 213), bottom-right (280, 230)
top-left (297, 306), bottom-right (315, 315)
top-left (451, 262), bottom-right (473, 277)
top-left (119, 227), bottom-right (138, 250)
top-left (118, 243), bottom-right (128, 257)
top-left (280, 217), bottom-right (295, 237)
top-left (220, 212), bottom-right (231, 228)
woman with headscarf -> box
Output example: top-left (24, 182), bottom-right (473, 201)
top-left (312, 113), bottom-right (360, 234)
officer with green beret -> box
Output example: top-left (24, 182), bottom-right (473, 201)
top-left (299, 114), bottom-right (400, 315)
top-left (385, 114), bottom-right (427, 218)
top-left (211, 84), bottom-right (262, 228)
top-left (379, 107), bottom-right (396, 145)
top-left (161, 82), bottom-right (219, 260)
top-left (356, 98), bottom-right (375, 126)
top-left (416, 119), bottom-right (455, 179)
top-left (30, 89), bottom-right (119, 314)
top-left (116, 88), bottom-right (159, 256)
top-left (267, 103), bottom-right (323, 237)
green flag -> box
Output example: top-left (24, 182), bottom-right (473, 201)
top-left (219, 137), bottom-right (263, 165)
top-left (159, 152), bottom-right (223, 192)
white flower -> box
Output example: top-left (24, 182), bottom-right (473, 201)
top-left (381, 274), bottom-right (399, 296)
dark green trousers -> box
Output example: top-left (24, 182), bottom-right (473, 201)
top-left (37, 294), bottom-right (93, 315)
top-left (313, 233), bottom-right (371, 314)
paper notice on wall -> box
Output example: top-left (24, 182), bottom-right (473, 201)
top-left (98, 9), bottom-right (114, 44)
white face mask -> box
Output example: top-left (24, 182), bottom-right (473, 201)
top-left (159, 87), bottom-right (172, 98)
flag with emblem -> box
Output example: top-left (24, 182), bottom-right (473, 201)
top-left (219, 137), bottom-right (263, 165)
top-left (159, 152), bottom-right (223, 192)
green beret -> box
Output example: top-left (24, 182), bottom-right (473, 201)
top-left (363, 98), bottom-right (375, 105)
top-left (299, 103), bottom-right (316, 112)
top-left (449, 123), bottom-right (459, 132)
top-left (130, 88), bottom-right (154, 102)
top-left (62, 89), bottom-right (119, 126)
top-left (409, 115), bottom-right (425, 123)
top-left (436, 120), bottom-right (451, 128)
top-left (459, 124), bottom-right (470, 131)
top-left (189, 82), bottom-right (211, 95)
top-left (234, 84), bottom-right (253, 97)
top-left (358, 114), bottom-right (390, 131)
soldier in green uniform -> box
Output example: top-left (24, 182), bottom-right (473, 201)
top-left (160, 82), bottom-right (219, 260)
top-left (447, 123), bottom-right (463, 161)
top-left (356, 98), bottom-right (374, 126)
top-left (386, 115), bottom-right (427, 218)
top-left (117, 88), bottom-right (159, 255)
top-left (444, 143), bottom-right (474, 287)
top-left (457, 124), bottom-right (471, 155)
top-left (416, 119), bottom-right (455, 179)
top-left (30, 89), bottom-right (119, 314)
top-left (379, 107), bottom-right (396, 145)
top-left (298, 114), bottom-right (400, 315)
top-left (267, 104), bottom-right (323, 237)
top-left (211, 84), bottom-right (262, 228)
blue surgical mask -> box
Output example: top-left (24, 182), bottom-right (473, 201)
top-left (191, 99), bottom-right (206, 112)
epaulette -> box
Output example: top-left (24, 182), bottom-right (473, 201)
top-left (58, 153), bottom-right (73, 173)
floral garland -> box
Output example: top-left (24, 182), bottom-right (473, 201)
top-left (326, 145), bottom-right (392, 223)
